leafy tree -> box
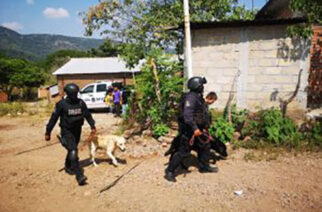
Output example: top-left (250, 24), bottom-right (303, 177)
top-left (89, 39), bottom-right (118, 57)
top-left (0, 58), bottom-right (10, 92)
top-left (116, 42), bottom-right (145, 68)
top-left (287, 0), bottom-right (322, 38)
top-left (82, 0), bottom-right (256, 66)
top-left (227, 5), bottom-right (258, 21)
top-left (0, 57), bottom-right (46, 100)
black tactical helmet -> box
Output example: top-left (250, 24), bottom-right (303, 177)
top-left (187, 76), bottom-right (207, 92)
top-left (64, 83), bottom-right (79, 100)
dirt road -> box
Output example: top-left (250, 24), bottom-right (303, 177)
top-left (0, 114), bottom-right (321, 212)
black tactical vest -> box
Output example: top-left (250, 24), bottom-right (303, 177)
top-left (194, 96), bottom-right (207, 128)
top-left (60, 99), bottom-right (85, 128)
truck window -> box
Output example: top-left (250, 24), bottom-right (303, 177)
top-left (96, 84), bottom-right (107, 92)
top-left (82, 85), bottom-right (94, 94)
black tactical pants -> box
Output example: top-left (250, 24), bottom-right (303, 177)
top-left (167, 130), bottom-right (211, 173)
top-left (194, 141), bottom-right (211, 170)
top-left (60, 127), bottom-right (82, 176)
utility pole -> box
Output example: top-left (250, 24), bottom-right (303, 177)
top-left (183, 0), bottom-right (193, 78)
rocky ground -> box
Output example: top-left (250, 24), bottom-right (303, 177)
top-left (0, 113), bottom-right (321, 212)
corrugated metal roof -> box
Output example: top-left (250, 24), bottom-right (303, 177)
top-left (52, 57), bottom-right (141, 75)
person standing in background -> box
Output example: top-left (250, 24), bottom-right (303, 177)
top-left (105, 87), bottom-right (114, 113)
top-left (113, 86), bottom-right (121, 117)
top-left (121, 87), bottom-right (128, 116)
top-left (204, 91), bottom-right (217, 128)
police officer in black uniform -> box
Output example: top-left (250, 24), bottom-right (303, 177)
top-left (45, 83), bottom-right (96, 186)
top-left (165, 76), bottom-right (218, 182)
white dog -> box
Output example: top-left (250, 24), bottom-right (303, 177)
top-left (88, 135), bottom-right (126, 167)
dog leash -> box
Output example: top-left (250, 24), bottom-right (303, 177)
top-left (79, 131), bottom-right (96, 150)
top-left (203, 131), bottom-right (214, 143)
top-left (188, 131), bottom-right (213, 146)
top-left (189, 135), bottom-right (195, 146)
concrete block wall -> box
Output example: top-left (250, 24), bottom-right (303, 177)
top-left (191, 24), bottom-right (311, 111)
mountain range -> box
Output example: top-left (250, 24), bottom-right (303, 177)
top-left (0, 26), bottom-right (103, 61)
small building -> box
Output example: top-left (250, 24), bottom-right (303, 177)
top-left (189, 0), bottom-right (321, 111)
top-left (38, 84), bottom-right (59, 102)
top-left (53, 57), bottom-right (141, 97)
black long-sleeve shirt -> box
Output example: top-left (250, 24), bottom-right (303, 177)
top-left (46, 98), bottom-right (95, 135)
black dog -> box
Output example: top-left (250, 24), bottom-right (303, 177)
top-left (210, 138), bottom-right (228, 157)
top-left (164, 134), bottom-right (228, 160)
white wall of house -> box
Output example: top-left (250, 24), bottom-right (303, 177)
top-left (191, 24), bottom-right (311, 111)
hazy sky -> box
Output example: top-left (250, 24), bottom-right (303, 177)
top-left (0, 0), bottom-right (268, 39)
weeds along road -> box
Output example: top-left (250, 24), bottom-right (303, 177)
top-left (0, 113), bottom-right (321, 212)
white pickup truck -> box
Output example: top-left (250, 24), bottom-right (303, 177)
top-left (79, 82), bottom-right (112, 109)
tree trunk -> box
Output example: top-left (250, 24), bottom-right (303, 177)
top-left (7, 86), bottom-right (14, 101)
top-left (279, 69), bottom-right (302, 117)
top-left (225, 70), bottom-right (241, 124)
top-left (151, 58), bottom-right (162, 104)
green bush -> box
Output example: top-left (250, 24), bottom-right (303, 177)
top-left (153, 123), bottom-right (170, 138)
top-left (311, 121), bottom-right (322, 142)
top-left (224, 104), bottom-right (248, 131)
top-left (127, 47), bottom-right (184, 133)
top-left (306, 121), bottom-right (322, 148)
top-left (209, 117), bottom-right (235, 143)
top-left (241, 108), bottom-right (302, 148)
top-left (0, 102), bottom-right (24, 116)
top-left (209, 109), bottom-right (223, 121)
top-left (262, 108), bottom-right (301, 145)
top-left (233, 107), bottom-right (322, 150)
top-left (241, 117), bottom-right (261, 140)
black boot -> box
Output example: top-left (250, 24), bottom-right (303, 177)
top-left (164, 148), bottom-right (175, 156)
top-left (65, 155), bottom-right (74, 175)
top-left (65, 166), bottom-right (74, 175)
top-left (76, 173), bottom-right (87, 186)
top-left (180, 162), bottom-right (189, 171)
top-left (199, 165), bottom-right (219, 173)
top-left (67, 150), bottom-right (86, 185)
top-left (164, 169), bottom-right (176, 182)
